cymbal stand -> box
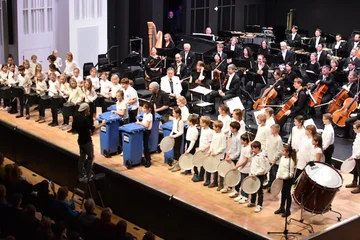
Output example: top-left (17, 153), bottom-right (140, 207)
top-left (268, 209), bottom-right (302, 239)
top-left (288, 194), bottom-right (314, 234)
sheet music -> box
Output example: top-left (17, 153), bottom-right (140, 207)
top-left (224, 97), bottom-right (245, 112)
top-left (253, 109), bottom-right (265, 126)
top-left (189, 86), bottom-right (212, 96)
top-left (196, 102), bottom-right (214, 107)
top-left (304, 118), bottom-right (318, 131)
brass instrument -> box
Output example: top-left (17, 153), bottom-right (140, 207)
top-left (286, 9), bottom-right (295, 31)
top-left (147, 22), bottom-right (163, 55)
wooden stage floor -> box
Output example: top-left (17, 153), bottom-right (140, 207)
top-left (1, 109), bottom-right (359, 239)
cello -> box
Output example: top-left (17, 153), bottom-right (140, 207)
top-left (332, 92), bottom-right (360, 127)
top-left (275, 91), bottom-right (299, 122)
top-left (308, 83), bottom-right (328, 107)
top-left (327, 88), bottom-right (349, 113)
top-left (253, 82), bottom-right (279, 110)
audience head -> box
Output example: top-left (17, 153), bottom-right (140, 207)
top-left (100, 207), bottom-right (113, 223)
top-left (143, 231), bottom-right (156, 240)
top-left (4, 164), bottom-right (14, 180)
top-left (168, 11), bottom-right (174, 18)
top-left (24, 204), bottom-right (37, 219)
top-left (10, 193), bottom-right (22, 208)
top-left (84, 198), bottom-right (96, 214)
top-left (38, 217), bottom-right (53, 238)
top-left (57, 186), bottom-right (69, 201)
top-left (115, 220), bottom-right (127, 237)
top-left (52, 221), bottom-right (67, 237)
top-left (11, 165), bottom-right (23, 183)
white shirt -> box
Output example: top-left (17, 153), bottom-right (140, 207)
top-left (142, 112), bottom-right (153, 130)
top-left (30, 61), bottom-right (38, 73)
top-left (74, 75), bottom-right (83, 85)
top-left (225, 73), bottom-right (235, 91)
top-left (7, 72), bottom-right (17, 86)
top-left (230, 45), bottom-right (235, 51)
top-left (292, 33), bottom-right (296, 41)
top-left (55, 57), bottom-right (63, 70)
top-left (48, 80), bottom-right (60, 97)
top-left (209, 132), bottom-right (226, 155)
top-left (59, 82), bottom-right (70, 98)
top-left (282, 50), bottom-right (287, 61)
top-left (199, 127), bottom-right (213, 151)
top-left (110, 83), bottom-right (123, 98)
top-left (0, 71), bottom-right (8, 83)
top-left (88, 76), bottom-right (100, 90)
top-left (351, 133), bottom-right (360, 159)
top-left (288, 126), bottom-right (306, 151)
top-left (160, 75), bottom-right (182, 97)
top-left (354, 42), bottom-right (359, 49)
top-left (254, 125), bottom-right (269, 149)
top-left (64, 60), bottom-right (79, 76)
top-left (24, 68), bottom-right (33, 78)
top-left (334, 41), bottom-right (343, 49)
top-left (310, 146), bottom-right (324, 162)
top-left (18, 74), bottom-right (32, 94)
top-left (170, 118), bottom-right (184, 138)
top-left (124, 86), bottom-right (139, 110)
top-left (186, 125), bottom-right (199, 153)
top-left (315, 37), bottom-right (320, 48)
top-left (184, 52), bottom-right (188, 64)
top-left (276, 156), bottom-right (295, 179)
top-left (100, 80), bottom-right (112, 96)
top-left (265, 134), bottom-right (283, 164)
top-left (239, 145), bottom-right (252, 174)
top-left (238, 120), bottom-right (246, 135)
top-left (297, 136), bottom-right (313, 170)
top-left (84, 88), bottom-right (97, 102)
top-left (250, 152), bottom-right (269, 176)
top-left (317, 51), bottom-right (322, 62)
top-left (68, 87), bottom-right (83, 104)
top-left (218, 114), bottom-right (231, 135)
top-left (322, 124), bottom-right (334, 150)
top-left (180, 105), bottom-right (189, 123)
top-left (36, 80), bottom-right (47, 96)
top-left (265, 117), bottom-right (275, 130)
top-left (176, 62), bottom-right (181, 75)
top-left (116, 100), bottom-right (128, 119)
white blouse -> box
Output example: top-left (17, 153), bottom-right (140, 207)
top-left (116, 100), bottom-right (128, 119)
top-left (84, 88), bottom-right (97, 103)
top-left (110, 83), bottom-right (123, 98)
top-left (310, 146), bottom-right (324, 162)
top-left (239, 145), bottom-right (252, 174)
top-left (88, 76), bottom-right (100, 90)
top-left (18, 75), bottom-right (32, 94)
top-left (142, 112), bottom-right (153, 130)
top-left (199, 127), bottom-right (213, 151)
top-left (36, 80), bottom-right (47, 96)
top-left (68, 87), bottom-right (84, 104)
top-left (297, 136), bottom-right (313, 170)
top-left (170, 118), bottom-right (184, 138)
top-left (186, 125), bottom-right (199, 153)
top-left (288, 126), bottom-right (306, 151)
top-left (180, 105), bottom-right (190, 123)
top-left (218, 114), bottom-right (231, 135)
top-left (276, 156), bottom-right (295, 179)
top-left (100, 80), bottom-right (112, 96)
top-left (209, 132), bottom-right (226, 155)
top-left (64, 60), bottom-right (79, 76)
top-left (59, 82), bottom-right (70, 98)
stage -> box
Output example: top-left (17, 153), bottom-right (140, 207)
top-left (0, 109), bottom-right (360, 240)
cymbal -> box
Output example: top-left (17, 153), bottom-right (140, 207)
top-left (301, 37), bottom-right (310, 40)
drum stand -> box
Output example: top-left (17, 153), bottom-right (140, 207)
top-left (288, 194), bottom-right (314, 234)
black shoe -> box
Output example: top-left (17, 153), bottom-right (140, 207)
top-left (16, 114), bottom-right (23, 118)
top-left (336, 133), bottom-right (345, 138)
top-left (48, 122), bottom-right (55, 126)
top-left (51, 122), bottom-right (58, 127)
top-left (9, 110), bottom-right (18, 114)
top-left (282, 211), bottom-right (291, 217)
top-left (192, 174), bottom-right (200, 182)
top-left (167, 158), bottom-right (174, 166)
top-left (181, 170), bottom-right (192, 175)
top-left (274, 208), bottom-right (285, 214)
top-left (144, 161), bottom-right (151, 168)
top-left (203, 180), bottom-right (210, 186)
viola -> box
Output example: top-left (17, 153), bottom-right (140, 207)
top-left (327, 88), bottom-right (349, 113)
top-left (308, 83), bottom-right (328, 107)
top-left (333, 92), bottom-right (360, 127)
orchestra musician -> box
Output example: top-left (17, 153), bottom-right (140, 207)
top-left (171, 53), bottom-right (189, 96)
top-left (209, 64), bottom-right (241, 113)
top-left (332, 34), bottom-right (346, 57)
top-left (278, 42), bottom-right (295, 65)
top-left (258, 40), bottom-right (270, 60)
top-left (316, 44), bottom-right (328, 67)
top-left (205, 27), bottom-right (212, 35)
top-left (145, 47), bottom-right (163, 84)
top-left (245, 54), bottom-right (268, 98)
top-left (343, 49), bottom-right (360, 70)
top-left (306, 52), bottom-right (320, 82)
top-left (345, 61), bottom-right (358, 83)
top-left (160, 67), bottom-right (182, 105)
top-left (309, 29), bottom-right (325, 49)
top-left (330, 59), bottom-right (340, 74)
top-left (180, 43), bottom-right (195, 72)
top-left (190, 61), bottom-right (208, 88)
top-left (226, 37), bottom-right (241, 59)
top-left (278, 78), bottom-right (309, 128)
top-left (346, 34), bottom-right (360, 53)
top-left (216, 43), bottom-right (228, 61)
top-left (286, 25), bottom-right (301, 48)
top-left (210, 53), bottom-right (227, 91)
top-left (284, 62), bottom-right (298, 93)
top-left (270, 69), bottom-right (285, 105)
top-left (240, 47), bottom-right (255, 70)
top-left (163, 33), bottom-right (176, 49)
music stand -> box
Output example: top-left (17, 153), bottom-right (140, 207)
top-left (156, 48), bottom-right (177, 68)
top-left (224, 50), bottom-right (236, 60)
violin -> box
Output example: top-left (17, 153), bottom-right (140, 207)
top-left (275, 88), bottom-right (305, 122)
top-left (333, 92), bottom-right (360, 127)
top-left (308, 83), bottom-right (328, 107)
top-left (253, 81), bottom-right (279, 110)
top-left (327, 87), bottom-right (349, 113)
top-left (148, 58), bottom-right (155, 68)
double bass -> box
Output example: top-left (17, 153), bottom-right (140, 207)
top-left (275, 90), bottom-right (301, 122)
top-left (253, 82), bottom-right (279, 110)
top-left (308, 83), bottom-right (328, 107)
top-left (332, 92), bottom-right (360, 127)
top-left (327, 87), bottom-right (349, 113)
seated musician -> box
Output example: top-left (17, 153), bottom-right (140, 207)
top-left (305, 52), bottom-right (320, 83)
top-left (215, 43), bottom-right (227, 62)
top-left (343, 48), bottom-right (360, 70)
top-left (189, 61), bottom-right (208, 88)
top-left (311, 65), bottom-right (336, 114)
top-left (145, 47), bottom-right (163, 84)
top-left (245, 54), bottom-right (268, 98)
top-left (225, 37), bottom-right (241, 60)
top-left (309, 28), bottom-right (325, 49)
top-left (316, 44), bottom-right (328, 67)
top-left (278, 42), bottom-right (295, 65)
top-left (258, 40), bottom-right (270, 60)
top-left (346, 34), bottom-right (360, 53)
top-left (209, 64), bottom-right (240, 113)
top-left (180, 43), bottom-right (195, 72)
top-left (284, 62), bottom-right (298, 93)
top-left (205, 27), bottom-right (212, 35)
top-left (171, 53), bottom-right (188, 96)
top-left (149, 82), bottom-right (170, 122)
top-left (270, 69), bottom-right (285, 104)
top-left (343, 61), bottom-right (357, 86)
top-left (163, 33), bottom-right (175, 49)
top-left (241, 47), bottom-right (255, 70)
top-left (210, 53), bottom-right (227, 91)
top-left (160, 67), bottom-right (182, 106)
top-left (286, 25), bottom-right (301, 48)
top-left (332, 34), bottom-right (346, 57)
top-left (278, 78), bottom-right (309, 128)
top-left (330, 59), bottom-right (340, 74)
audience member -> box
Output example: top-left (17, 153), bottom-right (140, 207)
top-left (49, 221), bottom-right (67, 240)
top-left (37, 216), bottom-right (53, 240)
top-left (115, 220), bottom-right (136, 240)
top-left (18, 204), bottom-right (41, 240)
top-left (143, 231), bottom-right (156, 240)
top-left (6, 165), bottom-right (34, 205)
top-left (0, 153), bottom-right (4, 178)
top-left (92, 207), bottom-right (116, 240)
top-left (34, 180), bottom-right (57, 217)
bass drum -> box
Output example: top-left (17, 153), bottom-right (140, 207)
top-left (293, 162), bottom-right (343, 214)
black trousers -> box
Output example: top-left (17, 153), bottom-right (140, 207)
top-left (143, 130), bottom-right (151, 162)
top-left (245, 82), bottom-right (266, 98)
top-left (2, 98), bottom-right (9, 107)
top-left (251, 175), bottom-right (265, 206)
top-left (78, 141), bottom-right (94, 178)
top-left (19, 94), bottom-right (30, 115)
top-left (280, 178), bottom-right (294, 212)
top-left (356, 159), bottom-right (360, 183)
top-left (10, 98), bottom-right (18, 112)
top-left (294, 169), bottom-right (303, 183)
top-left (323, 144), bottom-right (334, 165)
top-left (268, 164), bottom-right (279, 188)
top-left (63, 116), bottom-right (70, 125)
top-left (320, 93), bottom-right (333, 114)
top-left (173, 133), bottom-right (182, 161)
top-left (235, 172), bottom-right (249, 198)
top-left (129, 109), bottom-right (138, 123)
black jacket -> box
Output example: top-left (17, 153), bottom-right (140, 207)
top-left (286, 33), bottom-right (301, 47)
top-left (277, 50), bottom-right (295, 65)
top-left (291, 88), bottom-right (308, 117)
top-left (224, 74), bottom-right (241, 96)
top-left (317, 51), bottom-right (328, 67)
top-left (180, 51), bottom-right (196, 71)
top-left (309, 37), bottom-right (325, 48)
top-left (171, 62), bottom-right (188, 80)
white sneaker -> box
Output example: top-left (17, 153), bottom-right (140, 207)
top-left (120, 152), bottom-right (123, 156)
top-left (228, 191), bottom-right (239, 198)
top-left (0, 107), bottom-right (3, 110)
top-left (234, 196), bottom-right (243, 202)
top-left (254, 205), bottom-right (262, 213)
top-left (4, 106), bottom-right (10, 111)
top-left (238, 197), bottom-right (248, 204)
top-left (220, 187), bottom-right (229, 193)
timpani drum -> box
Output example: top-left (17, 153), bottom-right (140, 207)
top-left (10, 86), bottom-right (24, 98)
top-left (39, 95), bottom-right (51, 109)
top-left (62, 102), bottom-right (76, 117)
top-left (25, 92), bottom-right (39, 106)
top-left (50, 95), bottom-right (64, 109)
top-left (0, 86), bottom-right (11, 99)
top-left (293, 162), bottom-right (343, 214)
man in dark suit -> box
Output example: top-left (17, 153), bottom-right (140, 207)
top-left (343, 49), bottom-right (360, 70)
top-left (225, 37), bottom-right (241, 59)
top-left (180, 43), bottom-right (195, 72)
top-left (286, 25), bottom-right (301, 48)
top-left (316, 43), bottom-right (328, 67)
top-left (210, 64), bottom-right (240, 112)
top-left (309, 28), bottom-right (325, 49)
top-left (215, 43), bottom-right (228, 61)
top-left (332, 34), bottom-right (346, 57)
top-left (171, 53), bottom-right (189, 96)
top-left (278, 41), bottom-right (295, 65)
top-left (347, 34), bottom-right (360, 53)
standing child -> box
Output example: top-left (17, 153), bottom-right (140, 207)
top-left (296, 125), bottom-right (317, 180)
top-left (232, 133), bottom-right (252, 204)
top-left (274, 144), bottom-right (296, 217)
top-left (136, 102), bottom-right (154, 168)
top-left (30, 55), bottom-right (39, 73)
top-left (73, 68), bottom-right (83, 86)
top-left (264, 107), bottom-right (275, 130)
top-left (254, 113), bottom-right (268, 149)
top-left (222, 122), bottom-right (241, 193)
top-left (182, 115), bottom-right (199, 175)
top-left (121, 78), bottom-right (139, 123)
top-left (87, 67), bottom-right (100, 92)
top-left (62, 78), bottom-right (84, 131)
top-left (265, 124), bottom-right (283, 192)
top-left (99, 72), bottom-right (111, 112)
top-left (176, 96), bottom-right (189, 123)
top-left (232, 108), bottom-right (246, 135)
top-left (23, 60), bottom-right (33, 78)
top-left (83, 79), bottom-right (98, 121)
top-left (195, 116), bottom-right (213, 183)
top-left (207, 120), bottom-right (226, 188)
top-left (64, 52), bottom-right (79, 77)
top-left (247, 141), bottom-right (268, 213)
top-left (322, 113), bottom-right (335, 165)
top-left (111, 90), bottom-right (129, 123)
top-left (8, 64), bottom-right (19, 114)
top-left (348, 121), bottom-right (360, 193)
top-left (169, 107), bottom-right (184, 172)
top-left (47, 73), bottom-right (60, 126)
top-left (0, 64), bottom-right (10, 111)
top-left (311, 134), bottom-right (324, 162)
top-left (109, 74), bottom-right (123, 100)
top-left (288, 115), bottom-right (306, 153)
top-left (16, 65), bottom-right (32, 119)
top-left (33, 72), bottom-right (48, 123)
top-left (218, 104), bottom-right (231, 136)
top-left (53, 49), bottom-right (63, 70)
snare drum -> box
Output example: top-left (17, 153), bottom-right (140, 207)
top-left (293, 162), bottom-right (343, 214)
top-left (11, 86), bottom-right (24, 98)
top-left (0, 86), bottom-right (11, 99)
top-left (62, 102), bottom-right (76, 117)
top-left (25, 92), bottom-right (39, 106)
top-left (51, 95), bottom-right (64, 109)
top-left (39, 95), bottom-right (51, 109)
